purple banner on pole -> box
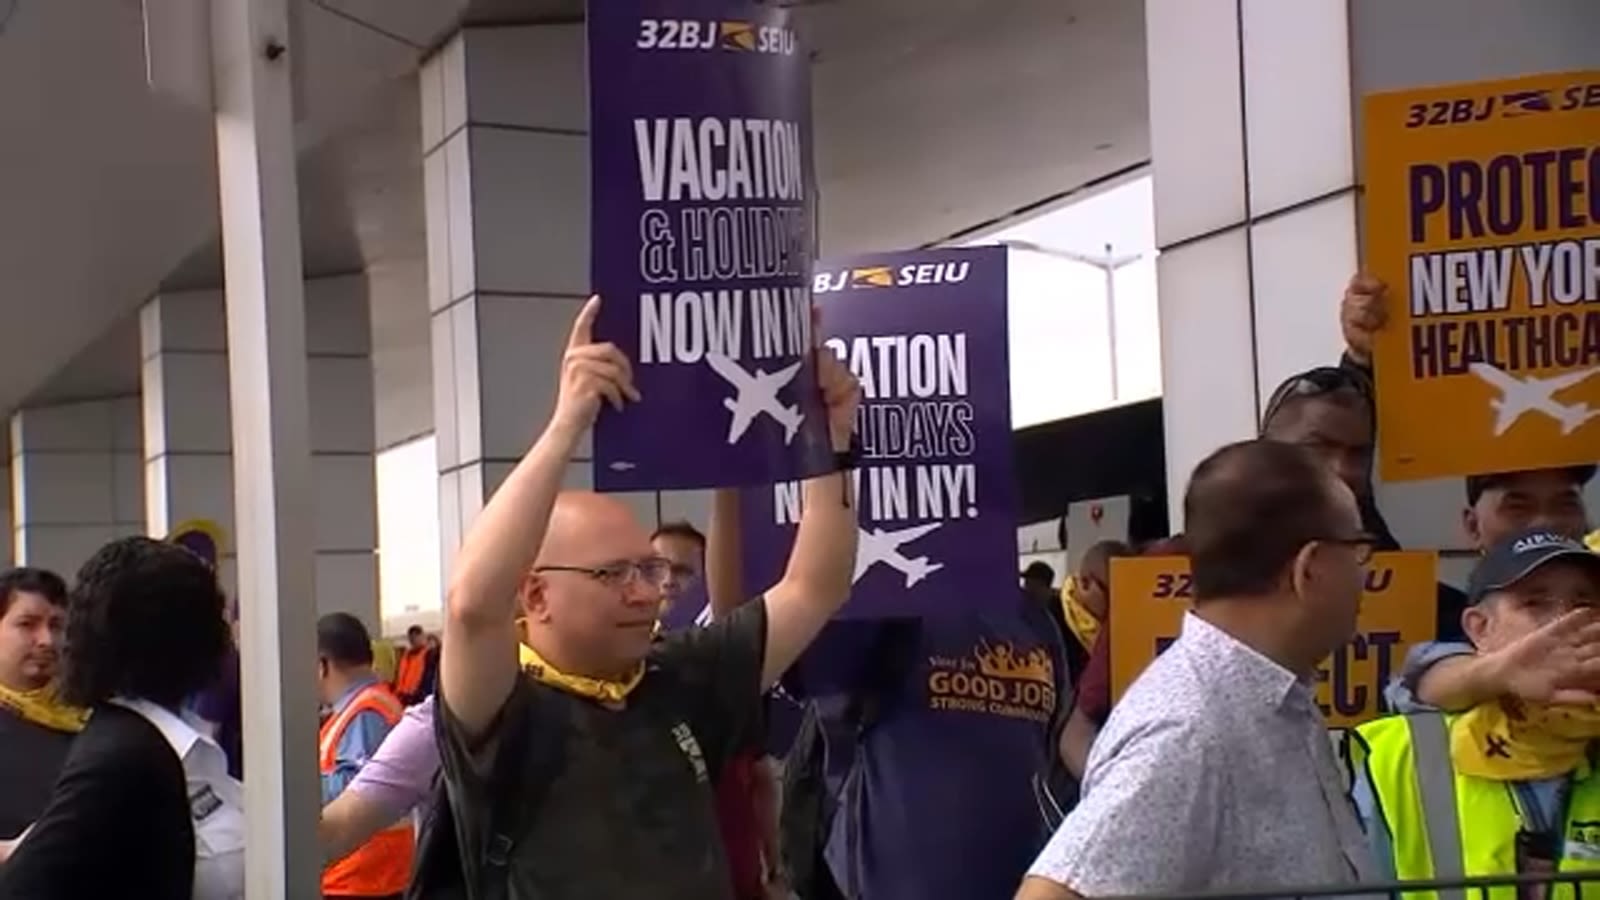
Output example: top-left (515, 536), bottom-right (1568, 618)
top-left (741, 247), bottom-right (1017, 618)
top-left (588, 0), bottom-right (831, 491)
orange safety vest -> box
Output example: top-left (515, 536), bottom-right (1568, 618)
top-left (319, 683), bottom-right (414, 897)
top-left (393, 648), bottom-right (427, 699)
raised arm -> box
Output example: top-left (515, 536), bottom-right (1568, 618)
top-left (319, 698), bottom-right (441, 862)
top-left (1413, 609), bottom-right (1600, 710)
top-left (441, 297), bottom-right (638, 736)
top-left (320, 791), bottom-right (402, 864)
top-left (705, 489), bottom-right (744, 621)
top-left (1338, 272), bottom-right (1386, 372)
top-left (759, 351), bottom-right (861, 688)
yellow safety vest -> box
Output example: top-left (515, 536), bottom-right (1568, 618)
top-left (1352, 713), bottom-right (1600, 900)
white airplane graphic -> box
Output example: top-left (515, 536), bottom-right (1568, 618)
top-left (1469, 363), bottom-right (1600, 436)
top-left (854, 523), bottom-right (945, 588)
top-left (705, 352), bottom-right (805, 445)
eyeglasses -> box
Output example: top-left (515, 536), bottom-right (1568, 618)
top-left (1261, 366), bottom-right (1374, 426)
top-left (535, 557), bottom-right (674, 589)
top-left (1318, 534), bottom-right (1376, 565)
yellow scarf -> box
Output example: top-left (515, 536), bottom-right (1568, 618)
top-left (1452, 695), bottom-right (1600, 781)
top-left (1447, 529), bottom-right (1600, 780)
top-left (0, 682), bottom-right (88, 734)
top-left (1059, 576), bottom-right (1101, 651)
top-left (518, 642), bottom-right (644, 704)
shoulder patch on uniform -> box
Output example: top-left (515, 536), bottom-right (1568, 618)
top-left (190, 784), bottom-right (223, 822)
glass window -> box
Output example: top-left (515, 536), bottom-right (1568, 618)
top-left (374, 435), bottom-right (442, 630)
top-left (962, 174), bottom-right (1160, 428)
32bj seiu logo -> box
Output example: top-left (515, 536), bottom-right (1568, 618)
top-left (635, 19), bottom-right (796, 54)
top-left (1402, 81), bottom-right (1600, 128)
top-left (1151, 567), bottom-right (1394, 599)
top-left (812, 260), bottom-right (973, 294)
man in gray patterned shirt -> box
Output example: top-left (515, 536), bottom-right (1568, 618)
top-left (1017, 439), bottom-right (1379, 899)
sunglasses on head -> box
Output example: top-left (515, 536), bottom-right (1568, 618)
top-left (1261, 367), bottom-right (1374, 427)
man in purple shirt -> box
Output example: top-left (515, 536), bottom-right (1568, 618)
top-left (320, 695), bottom-right (438, 861)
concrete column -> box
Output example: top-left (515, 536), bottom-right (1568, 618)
top-left (140, 277), bottom-right (379, 625)
top-left (9, 398), bottom-right (144, 576)
top-left (1145, 0), bottom-right (1599, 568)
top-left (140, 289), bottom-right (237, 595)
top-left (420, 26), bottom-right (705, 579)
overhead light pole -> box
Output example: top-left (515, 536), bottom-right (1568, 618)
top-left (998, 239), bottom-right (1145, 403)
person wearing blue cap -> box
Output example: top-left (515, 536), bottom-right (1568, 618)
top-left (1384, 467), bottom-right (1599, 715)
top-left (1350, 528), bottom-right (1600, 886)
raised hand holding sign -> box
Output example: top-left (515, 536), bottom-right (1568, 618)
top-left (551, 296), bottom-right (641, 437)
top-left (814, 334), bottom-right (862, 453)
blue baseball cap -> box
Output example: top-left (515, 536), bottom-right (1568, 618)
top-left (1467, 528), bottom-right (1600, 605)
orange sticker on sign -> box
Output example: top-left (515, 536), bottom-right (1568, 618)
top-left (1108, 552), bottom-right (1438, 729)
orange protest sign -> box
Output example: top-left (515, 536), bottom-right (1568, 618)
top-left (1364, 71), bottom-right (1600, 481)
top-left (1108, 552), bottom-right (1437, 728)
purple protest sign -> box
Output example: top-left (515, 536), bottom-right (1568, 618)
top-left (588, 0), bottom-right (831, 491)
top-left (658, 577), bottom-right (710, 632)
top-left (741, 247), bottom-right (1017, 618)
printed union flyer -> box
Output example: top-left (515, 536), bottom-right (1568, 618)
top-left (1365, 71), bottom-right (1600, 481)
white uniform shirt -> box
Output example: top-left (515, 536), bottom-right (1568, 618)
top-left (110, 697), bottom-right (246, 900)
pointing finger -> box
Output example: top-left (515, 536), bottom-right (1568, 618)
top-left (569, 295), bottom-right (602, 349)
top-left (1550, 687), bottom-right (1600, 706)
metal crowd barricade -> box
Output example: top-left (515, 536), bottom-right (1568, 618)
top-left (1108, 871), bottom-right (1600, 900)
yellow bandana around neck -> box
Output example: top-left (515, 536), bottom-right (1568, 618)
top-left (1451, 696), bottom-right (1600, 781)
top-left (0, 682), bottom-right (88, 734)
top-left (518, 642), bottom-right (644, 704)
top-left (1059, 577), bottom-right (1101, 651)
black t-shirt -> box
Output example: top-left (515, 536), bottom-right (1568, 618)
top-left (0, 706), bottom-right (75, 839)
top-left (437, 599), bottom-right (769, 900)
top-left (0, 705), bottom-right (194, 900)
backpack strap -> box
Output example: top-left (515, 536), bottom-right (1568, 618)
top-left (410, 679), bottom-right (566, 900)
top-left (404, 768), bottom-right (462, 900)
top-left (476, 681), bottom-right (565, 900)
top-left (777, 697), bottom-right (826, 888)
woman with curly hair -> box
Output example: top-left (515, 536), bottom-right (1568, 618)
top-left (0, 536), bottom-right (241, 900)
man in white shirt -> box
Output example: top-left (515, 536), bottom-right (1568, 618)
top-left (1018, 439), bottom-right (1377, 898)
